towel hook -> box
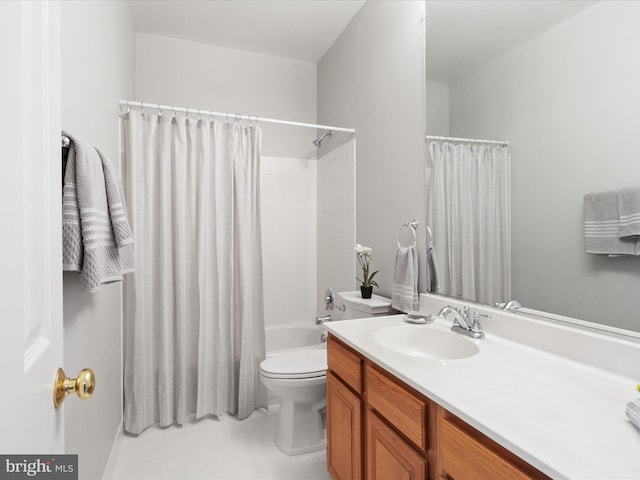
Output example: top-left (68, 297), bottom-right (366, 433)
top-left (398, 220), bottom-right (418, 248)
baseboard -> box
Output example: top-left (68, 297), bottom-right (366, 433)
top-left (100, 423), bottom-right (124, 480)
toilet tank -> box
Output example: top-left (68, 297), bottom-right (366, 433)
top-left (334, 291), bottom-right (396, 320)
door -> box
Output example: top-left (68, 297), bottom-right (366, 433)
top-left (0, 0), bottom-right (64, 453)
top-left (327, 372), bottom-right (362, 480)
top-left (366, 410), bottom-right (427, 480)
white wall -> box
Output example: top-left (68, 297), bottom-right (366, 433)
top-left (318, 1), bottom-right (426, 300)
top-left (136, 33), bottom-right (317, 160)
top-left (60, 1), bottom-right (135, 478)
top-left (261, 157), bottom-right (317, 327)
top-left (317, 140), bottom-right (356, 313)
top-left (426, 81), bottom-right (449, 137)
top-left (449, 1), bottom-right (640, 330)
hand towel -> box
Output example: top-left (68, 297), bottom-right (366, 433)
top-left (392, 246), bottom-right (419, 313)
top-left (626, 398), bottom-right (640, 431)
top-left (425, 226), bottom-right (439, 293)
top-left (618, 187), bottom-right (640, 238)
top-left (62, 131), bottom-right (135, 292)
top-left (584, 191), bottom-right (637, 255)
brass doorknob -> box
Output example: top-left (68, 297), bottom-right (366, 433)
top-left (54, 368), bottom-right (95, 409)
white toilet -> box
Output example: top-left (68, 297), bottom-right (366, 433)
top-left (259, 291), bottom-right (394, 455)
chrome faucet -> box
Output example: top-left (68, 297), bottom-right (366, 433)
top-left (316, 314), bottom-right (332, 325)
top-left (438, 305), bottom-right (486, 339)
top-left (438, 305), bottom-right (469, 328)
top-left (493, 299), bottom-right (521, 311)
top-left (504, 299), bottom-right (521, 310)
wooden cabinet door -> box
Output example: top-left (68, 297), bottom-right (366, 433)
top-left (327, 371), bottom-right (362, 480)
top-left (366, 410), bottom-right (427, 480)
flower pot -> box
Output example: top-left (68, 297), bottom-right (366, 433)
top-left (360, 285), bottom-right (373, 299)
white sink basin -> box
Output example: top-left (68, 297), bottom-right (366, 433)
top-left (373, 325), bottom-right (479, 360)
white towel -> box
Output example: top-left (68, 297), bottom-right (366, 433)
top-left (626, 398), bottom-right (640, 431)
top-left (584, 191), bottom-right (637, 255)
top-left (62, 131), bottom-right (135, 292)
top-left (392, 246), bottom-right (419, 313)
top-left (618, 187), bottom-right (640, 238)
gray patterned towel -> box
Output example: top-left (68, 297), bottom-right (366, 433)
top-left (62, 131), bottom-right (134, 292)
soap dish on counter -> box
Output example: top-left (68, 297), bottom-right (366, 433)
top-left (402, 312), bottom-right (434, 324)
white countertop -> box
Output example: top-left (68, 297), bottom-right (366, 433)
top-left (325, 313), bottom-right (640, 480)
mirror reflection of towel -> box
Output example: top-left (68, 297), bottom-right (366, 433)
top-left (618, 187), bottom-right (640, 238)
top-left (425, 226), bottom-right (439, 293)
top-left (392, 246), bottom-right (419, 313)
top-left (584, 191), bottom-right (638, 256)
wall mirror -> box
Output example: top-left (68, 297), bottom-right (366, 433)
top-left (425, 0), bottom-right (640, 335)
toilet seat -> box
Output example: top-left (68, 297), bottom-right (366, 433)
top-left (260, 348), bottom-right (327, 379)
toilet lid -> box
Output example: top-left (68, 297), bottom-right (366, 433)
top-left (260, 348), bottom-right (327, 379)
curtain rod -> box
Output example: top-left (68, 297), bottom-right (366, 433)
top-left (119, 99), bottom-right (356, 134)
top-left (426, 134), bottom-right (509, 146)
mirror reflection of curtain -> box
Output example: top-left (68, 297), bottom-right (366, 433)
top-left (427, 141), bottom-right (511, 304)
top-left (120, 111), bottom-right (267, 435)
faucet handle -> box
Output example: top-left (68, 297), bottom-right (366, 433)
top-left (462, 305), bottom-right (470, 319)
top-left (471, 312), bottom-right (490, 332)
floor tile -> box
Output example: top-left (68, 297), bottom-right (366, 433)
top-left (106, 408), bottom-right (329, 480)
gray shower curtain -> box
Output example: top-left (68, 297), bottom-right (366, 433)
top-left (120, 111), bottom-right (267, 435)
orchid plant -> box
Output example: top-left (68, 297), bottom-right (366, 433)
top-left (355, 244), bottom-right (379, 288)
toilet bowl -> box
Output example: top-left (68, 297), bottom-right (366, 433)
top-left (260, 291), bottom-right (395, 455)
top-left (259, 348), bottom-right (327, 455)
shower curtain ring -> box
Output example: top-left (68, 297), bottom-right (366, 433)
top-left (171, 106), bottom-right (176, 118)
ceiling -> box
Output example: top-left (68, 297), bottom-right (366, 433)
top-left (128, 0), bottom-right (366, 64)
top-left (426, 0), bottom-right (598, 84)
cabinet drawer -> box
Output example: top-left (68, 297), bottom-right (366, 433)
top-left (365, 365), bottom-right (427, 452)
top-left (328, 336), bottom-right (363, 393)
top-left (440, 417), bottom-right (541, 480)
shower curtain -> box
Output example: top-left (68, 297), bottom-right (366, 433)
top-left (121, 111), bottom-right (267, 435)
top-left (427, 141), bottom-right (511, 305)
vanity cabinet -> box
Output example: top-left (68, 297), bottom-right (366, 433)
top-left (326, 335), bottom-right (549, 480)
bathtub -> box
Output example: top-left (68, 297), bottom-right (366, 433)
top-left (265, 324), bottom-right (326, 357)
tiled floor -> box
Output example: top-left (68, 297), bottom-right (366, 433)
top-left (106, 408), bottom-right (330, 480)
